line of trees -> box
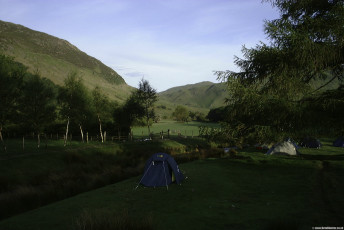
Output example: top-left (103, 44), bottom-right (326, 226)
top-left (171, 105), bottom-right (207, 123)
top-left (0, 55), bottom-right (157, 149)
top-left (210, 0), bottom-right (344, 146)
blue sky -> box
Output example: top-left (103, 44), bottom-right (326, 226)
top-left (0, 0), bottom-right (279, 92)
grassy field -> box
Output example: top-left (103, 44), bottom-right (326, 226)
top-left (0, 131), bottom-right (213, 220)
top-left (132, 120), bottom-right (219, 138)
top-left (0, 138), bottom-right (343, 230)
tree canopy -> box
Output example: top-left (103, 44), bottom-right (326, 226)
top-left (215, 0), bottom-right (344, 145)
top-left (135, 79), bottom-right (157, 136)
top-left (19, 74), bottom-right (57, 136)
top-left (172, 106), bottom-right (190, 122)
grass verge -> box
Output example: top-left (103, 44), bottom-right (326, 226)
top-left (0, 139), bottom-right (343, 230)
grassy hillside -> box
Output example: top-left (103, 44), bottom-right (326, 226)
top-left (158, 81), bottom-right (227, 110)
top-left (0, 20), bottom-right (133, 102)
top-left (0, 20), bottom-right (228, 109)
top-left (0, 139), bottom-right (343, 230)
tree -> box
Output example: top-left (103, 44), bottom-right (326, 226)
top-left (113, 93), bottom-right (145, 137)
top-left (172, 106), bottom-right (190, 122)
top-left (135, 79), bottom-right (157, 137)
top-left (19, 74), bottom-right (57, 147)
top-left (58, 72), bottom-right (92, 145)
top-left (218, 0), bottom-right (344, 94)
top-left (92, 86), bottom-right (113, 143)
top-left (0, 55), bottom-right (26, 151)
top-left (207, 107), bottom-right (229, 122)
top-left (216, 0), bottom-right (344, 143)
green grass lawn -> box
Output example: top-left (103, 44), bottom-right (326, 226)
top-left (131, 120), bottom-right (219, 138)
top-left (0, 139), bottom-right (343, 230)
top-left (0, 136), bottom-right (213, 220)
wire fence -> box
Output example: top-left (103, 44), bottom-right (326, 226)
top-left (1, 129), bottom-right (201, 143)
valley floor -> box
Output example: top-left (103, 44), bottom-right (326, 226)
top-left (0, 141), bottom-right (343, 230)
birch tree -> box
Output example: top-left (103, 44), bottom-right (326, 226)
top-left (58, 72), bottom-right (91, 145)
top-left (92, 86), bottom-right (112, 143)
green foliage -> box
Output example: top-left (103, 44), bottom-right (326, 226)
top-left (172, 105), bottom-right (190, 122)
top-left (0, 54), bottom-right (26, 128)
top-left (114, 94), bottom-right (145, 134)
top-left (215, 0), bottom-right (344, 144)
top-left (135, 79), bottom-right (158, 135)
top-left (92, 86), bottom-right (116, 125)
top-left (58, 72), bottom-right (93, 129)
top-left (206, 106), bottom-right (229, 122)
top-left (301, 86), bottom-right (344, 135)
top-left (18, 74), bottom-right (57, 134)
top-left (188, 111), bottom-right (207, 122)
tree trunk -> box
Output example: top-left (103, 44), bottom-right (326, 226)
top-left (37, 133), bottom-right (40, 148)
top-left (79, 124), bottom-right (84, 143)
top-left (146, 105), bottom-right (151, 139)
top-left (147, 123), bottom-right (151, 139)
top-left (64, 117), bottom-right (70, 147)
top-left (98, 114), bottom-right (104, 143)
top-left (0, 125), bottom-right (6, 152)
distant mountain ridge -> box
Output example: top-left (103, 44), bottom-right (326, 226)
top-left (0, 20), bottom-right (228, 109)
top-left (0, 20), bottom-right (132, 101)
top-left (158, 81), bottom-right (227, 109)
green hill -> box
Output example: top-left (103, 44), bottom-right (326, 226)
top-left (158, 81), bottom-right (227, 109)
top-left (0, 20), bottom-right (133, 102)
top-left (0, 20), bottom-right (229, 109)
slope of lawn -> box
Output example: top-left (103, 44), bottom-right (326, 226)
top-left (0, 141), bottom-right (343, 230)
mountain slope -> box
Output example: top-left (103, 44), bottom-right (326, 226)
top-left (158, 81), bottom-right (227, 109)
top-left (0, 20), bottom-right (133, 101)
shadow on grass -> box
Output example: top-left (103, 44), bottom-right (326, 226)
top-left (265, 219), bottom-right (301, 230)
top-left (74, 209), bottom-right (154, 230)
top-left (299, 153), bottom-right (344, 161)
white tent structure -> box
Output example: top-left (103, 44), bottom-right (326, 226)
top-left (267, 141), bottom-right (300, 156)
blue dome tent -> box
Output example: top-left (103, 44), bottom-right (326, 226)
top-left (136, 153), bottom-right (184, 190)
top-left (300, 137), bottom-right (322, 148)
top-left (333, 137), bottom-right (344, 147)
